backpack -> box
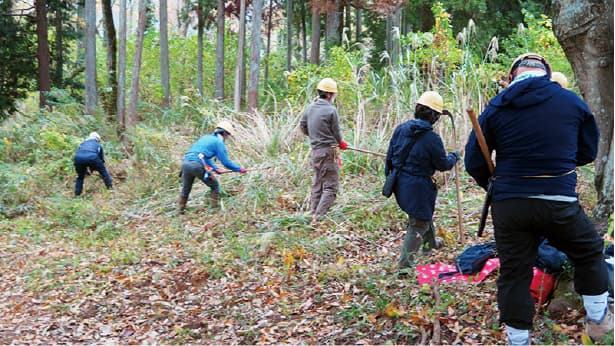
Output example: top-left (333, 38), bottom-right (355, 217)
top-left (455, 242), bottom-right (498, 274)
top-left (438, 242), bottom-right (498, 280)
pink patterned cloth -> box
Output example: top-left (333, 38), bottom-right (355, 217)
top-left (415, 258), bottom-right (500, 285)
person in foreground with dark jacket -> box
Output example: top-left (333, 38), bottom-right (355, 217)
top-left (73, 131), bottom-right (112, 196)
top-left (385, 91), bottom-right (460, 270)
top-left (464, 52), bottom-right (612, 344)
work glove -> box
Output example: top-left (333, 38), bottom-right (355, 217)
top-left (451, 150), bottom-right (462, 162)
top-left (339, 140), bottom-right (348, 150)
top-left (239, 167), bottom-right (247, 174)
top-left (198, 153), bottom-right (205, 160)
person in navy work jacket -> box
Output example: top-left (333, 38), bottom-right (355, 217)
top-left (385, 91), bottom-right (460, 270)
top-left (178, 120), bottom-right (246, 212)
top-left (73, 131), bottom-right (112, 196)
top-left (464, 53), bottom-right (612, 344)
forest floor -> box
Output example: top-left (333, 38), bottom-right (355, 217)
top-left (0, 110), bottom-right (612, 344)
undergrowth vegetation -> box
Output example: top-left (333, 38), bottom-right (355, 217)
top-left (1, 6), bottom-right (611, 345)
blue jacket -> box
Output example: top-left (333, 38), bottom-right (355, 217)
top-left (74, 138), bottom-right (105, 163)
top-left (183, 134), bottom-right (241, 172)
top-left (464, 75), bottom-right (599, 200)
top-left (385, 119), bottom-right (457, 220)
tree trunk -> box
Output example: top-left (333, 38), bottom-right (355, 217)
top-left (264, 0), bottom-right (273, 86)
top-left (391, 7), bottom-right (401, 66)
top-left (310, 5), bottom-right (320, 64)
top-left (286, 0), bottom-right (293, 71)
top-left (76, 0), bottom-right (85, 63)
top-left (53, 6), bottom-right (63, 87)
top-left (215, 0), bottom-right (224, 100)
top-left (127, 0), bottom-right (147, 128)
top-left (344, 1), bottom-right (351, 41)
top-left (160, 0), bottom-right (171, 107)
top-left (356, 7), bottom-right (362, 41)
top-left (552, 0), bottom-right (614, 218)
top-left (197, 3), bottom-right (204, 97)
top-left (84, 0), bottom-right (97, 114)
top-left (300, 1), bottom-right (307, 64)
top-left (234, 0), bottom-right (246, 111)
top-left (325, 0), bottom-right (340, 51)
top-left (102, 0), bottom-right (117, 116)
top-left (118, 0), bottom-right (127, 130)
top-left (36, 0), bottom-right (51, 109)
top-left (248, 0), bottom-right (263, 113)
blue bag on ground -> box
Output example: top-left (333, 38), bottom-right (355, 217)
top-left (455, 242), bottom-right (498, 274)
top-left (535, 239), bottom-right (569, 274)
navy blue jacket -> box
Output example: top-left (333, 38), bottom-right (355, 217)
top-left (385, 119), bottom-right (457, 220)
top-left (464, 75), bottom-right (599, 200)
top-left (74, 139), bottom-right (105, 163)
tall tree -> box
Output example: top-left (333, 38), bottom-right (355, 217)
top-left (552, 0), bottom-right (614, 218)
top-left (234, 0), bottom-right (246, 111)
top-left (0, 0), bottom-right (36, 117)
top-left (118, 0), bottom-right (127, 129)
top-left (310, 3), bottom-right (321, 64)
top-left (325, 0), bottom-right (340, 50)
top-left (286, 0), bottom-right (293, 71)
top-left (300, 0), bottom-right (307, 64)
top-left (84, 0), bottom-right (97, 114)
top-left (248, 0), bottom-right (263, 112)
top-left (127, 0), bottom-right (147, 128)
top-left (264, 0), bottom-right (273, 85)
top-left (160, 0), bottom-right (171, 107)
top-left (52, 4), bottom-right (63, 87)
top-left (102, 0), bottom-right (117, 115)
top-left (355, 7), bottom-right (362, 41)
top-left (196, 2), bottom-right (204, 97)
top-left (36, 0), bottom-right (51, 109)
top-left (214, 0), bottom-right (224, 100)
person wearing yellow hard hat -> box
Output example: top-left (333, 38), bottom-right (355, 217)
top-left (385, 91), bottom-right (460, 271)
top-left (464, 52), bottom-right (610, 344)
top-left (551, 71), bottom-right (569, 88)
top-left (73, 131), bottom-right (113, 196)
top-left (178, 120), bottom-right (246, 212)
top-left (300, 77), bottom-right (349, 221)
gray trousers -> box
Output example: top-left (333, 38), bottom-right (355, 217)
top-left (398, 216), bottom-right (437, 268)
top-left (310, 147), bottom-right (339, 217)
top-left (180, 160), bottom-right (219, 198)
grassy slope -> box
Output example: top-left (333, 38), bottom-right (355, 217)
top-left (0, 108), bottom-right (608, 345)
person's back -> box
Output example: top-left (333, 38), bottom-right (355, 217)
top-left (73, 132), bottom-right (112, 196)
top-left (301, 99), bottom-right (342, 149)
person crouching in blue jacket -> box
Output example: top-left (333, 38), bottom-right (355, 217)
top-left (73, 131), bottom-right (113, 196)
top-left (385, 91), bottom-right (460, 270)
top-left (178, 120), bottom-right (247, 213)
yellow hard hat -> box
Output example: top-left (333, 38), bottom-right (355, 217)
top-left (88, 131), bottom-right (101, 142)
top-left (316, 78), bottom-right (338, 93)
top-left (417, 91), bottom-right (443, 113)
top-left (551, 71), bottom-right (569, 89)
top-left (216, 120), bottom-right (234, 135)
top-left (508, 52), bottom-right (551, 82)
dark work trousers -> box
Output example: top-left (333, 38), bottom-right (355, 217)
top-left (398, 216), bottom-right (437, 268)
top-left (310, 147), bottom-right (339, 218)
top-left (492, 198), bottom-right (608, 330)
top-left (180, 160), bottom-right (219, 198)
top-left (74, 157), bottom-right (112, 196)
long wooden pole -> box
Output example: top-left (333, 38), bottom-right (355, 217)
top-left (347, 146), bottom-right (386, 157)
top-left (467, 108), bottom-right (495, 174)
top-left (446, 111), bottom-right (465, 244)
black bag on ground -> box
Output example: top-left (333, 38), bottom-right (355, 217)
top-left (438, 241), bottom-right (498, 279)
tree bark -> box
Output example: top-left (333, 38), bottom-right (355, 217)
top-left (264, 0), bottom-right (273, 86)
top-left (160, 0), bottom-right (171, 107)
top-left (234, 0), bottom-right (246, 111)
top-left (118, 0), bottom-right (127, 131)
top-left (552, 0), bottom-right (614, 218)
top-left (248, 0), bottom-right (263, 113)
top-left (325, 0), bottom-right (340, 50)
top-left (102, 0), bottom-right (117, 115)
top-left (300, 0), bottom-right (307, 64)
top-left (84, 0), bottom-right (97, 114)
top-left (127, 0), bottom-right (147, 128)
top-left (197, 3), bottom-right (204, 97)
top-left (344, 0), bottom-right (351, 41)
top-left (355, 7), bottom-right (362, 41)
top-left (36, 0), bottom-right (51, 109)
top-left (286, 0), bottom-right (293, 71)
top-left (310, 5), bottom-right (320, 64)
top-left (215, 0), bottom-right (225, 100)
top-left (53, 6), bottom-right (63, 87)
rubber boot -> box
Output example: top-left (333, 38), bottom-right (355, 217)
top-left (178, 195), bottom-right (187, 213)
top-left (211, 192), bottom-right (220, 208)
